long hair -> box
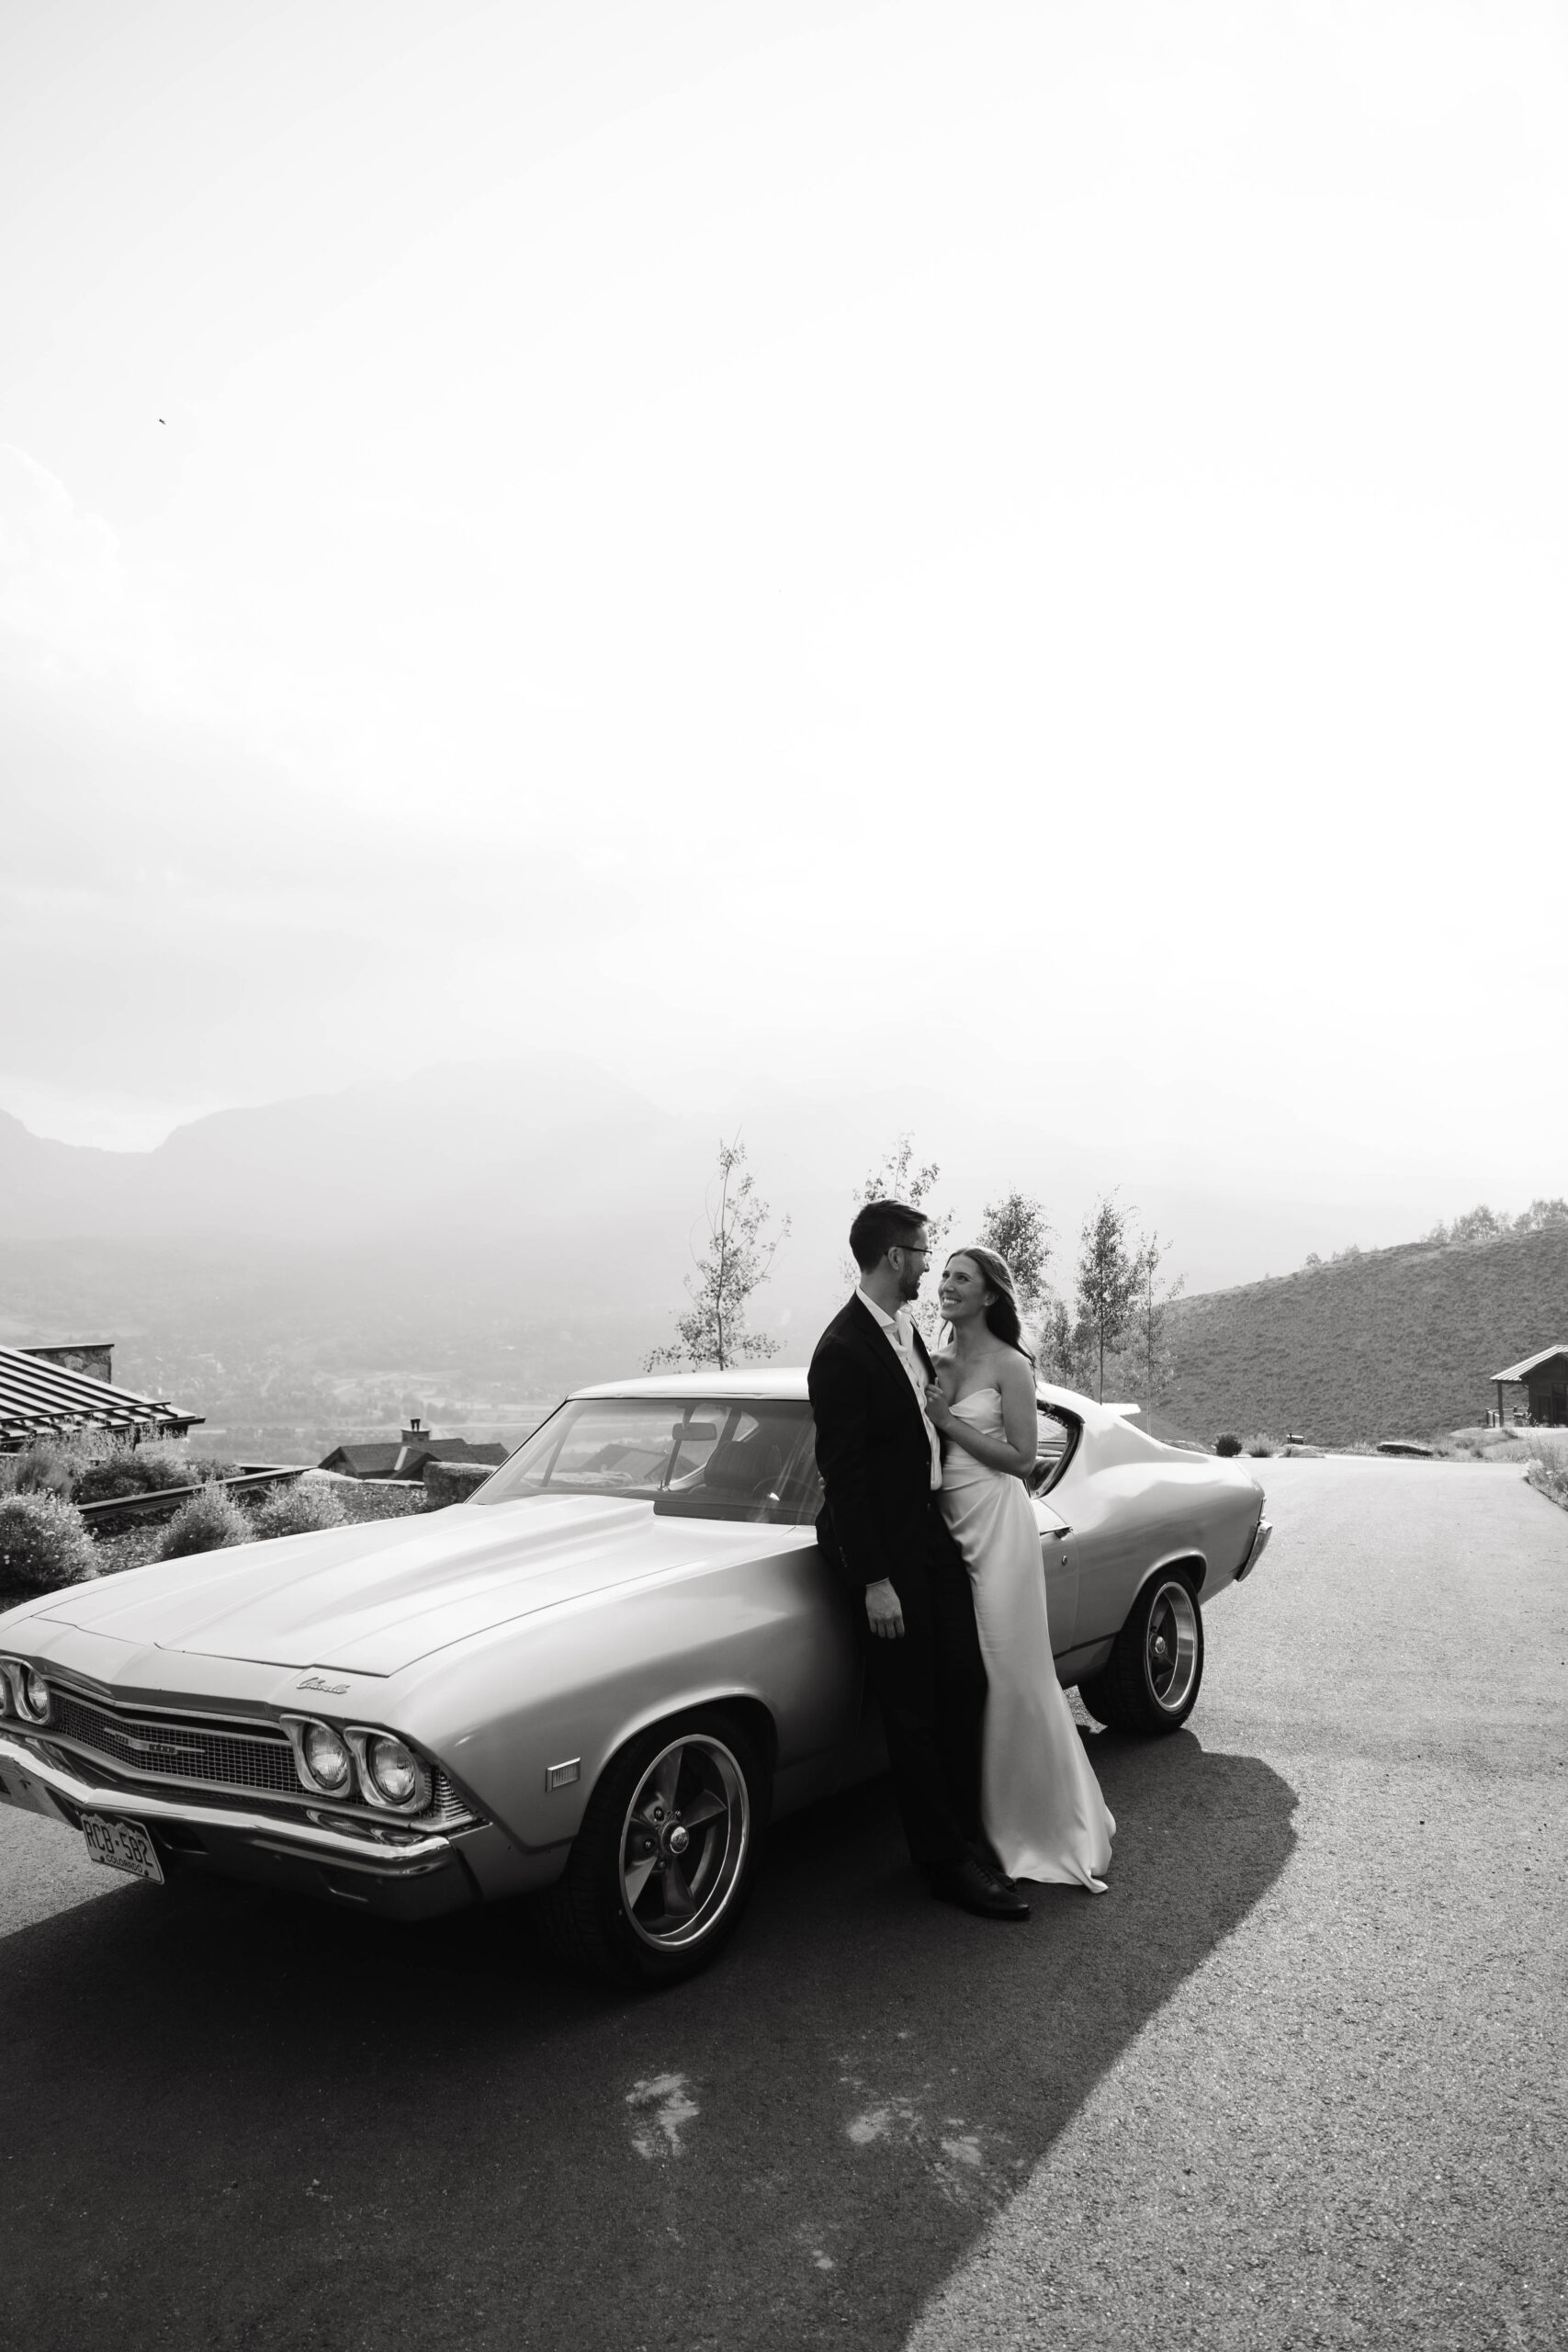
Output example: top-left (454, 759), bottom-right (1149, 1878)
top-left (947, 1245), bottom-right (1035, 1363)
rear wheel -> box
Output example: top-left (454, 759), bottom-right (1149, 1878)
top-left (538, 1712), bottom-right (764, 1988)
top-left (1078, 1571), bottom-right (1204, 1736)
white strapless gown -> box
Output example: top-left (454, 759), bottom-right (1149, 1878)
top-left (939, 1387), bottom-right (1115, 1893)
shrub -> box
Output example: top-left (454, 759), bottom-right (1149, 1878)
top-left (0, 1493), bottom-right (97, 1590)
top-left (1524, 1433), bottom-right (1568, 1513)
top-left (333, 1481), bottom-right (427, 1527)
top-left (1246, 1434), bottom-right (1277, 1457)
top-left (423, 1460), bottom-right (492, 1509)
top-left (251, 1479), bottom-right (345, 1540)
top-left (74, 1443), bottom-right (196, 1506)
top-left (0, 1439), bottom-right (85, 1499)
top-left (157, 1487), bottom-right (252, 1560)
top-left (1214, 1433), bottom-right (1243, 1457)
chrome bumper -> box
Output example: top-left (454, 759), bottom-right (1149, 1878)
top-left (1235, 1517), bottom-right (1272, 1582)
top-left (0, 1728), bottom-right (471, 1917)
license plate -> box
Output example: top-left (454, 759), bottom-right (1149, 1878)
top-left (81, 1812), bottom-right (164, 1883)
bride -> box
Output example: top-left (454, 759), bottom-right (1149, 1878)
top-left (925, 1247), bottom-right (1115, 1894)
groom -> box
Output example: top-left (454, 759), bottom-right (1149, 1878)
top-left (808, 1199), bottom-right (1030, 1920)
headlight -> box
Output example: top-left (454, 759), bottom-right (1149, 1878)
top-left (359, 1734), bottom-right (431, 1814)
top-left (301, 1722), bottom-right (353, 1794)
top-left (17, 1667), bottom-right (51, 1724)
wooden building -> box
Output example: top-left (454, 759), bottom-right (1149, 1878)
top-left (1491, 1345), bottom-right (1568, 1429)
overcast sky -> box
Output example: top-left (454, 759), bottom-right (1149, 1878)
top-left (4, 1), bottom-right (1565, 1234)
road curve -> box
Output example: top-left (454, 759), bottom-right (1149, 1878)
top-left (1, 1455), bottom-right (1563, 2351)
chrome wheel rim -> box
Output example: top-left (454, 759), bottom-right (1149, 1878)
top-left (1144, 1581), bottom-right (1200, 1714)
top-left (619, 1734), bottom-right (750, 1951)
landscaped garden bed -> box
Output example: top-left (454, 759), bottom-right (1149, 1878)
top-left (0, 1436), bottom-right (429, 1602)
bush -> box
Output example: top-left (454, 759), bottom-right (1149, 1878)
top-left (1246, 1434), bottom-right (1277, 1457)
top-left (1214, 1433), bottom-right (1243, 1457)
top-left (423, 1460), bottom-right (493, 1509)
top-left (251, 1479), bottom-right (345, 1540)
top-left (333, 1480), bottom-right (427, 1527)
top-left (1524, 1434), bottom-right (1568, 1513)
top-left (0, 1493), bottom-right (97, 1590)
top-left (0, 1439), bottom-right (85, 1499)
top-left (73, 1443), bottom-right (197, 1506)
top-left (157, 1487), bottom-right (252, 1560)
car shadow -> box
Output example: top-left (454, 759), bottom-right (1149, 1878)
top-left (1, 1731), bottom-right (1295, 2352)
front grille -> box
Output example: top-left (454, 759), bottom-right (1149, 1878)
top-left (52, 1693), bottom-right (297, 1793)
top-left (43, 1690), bottom-right (473, 1826)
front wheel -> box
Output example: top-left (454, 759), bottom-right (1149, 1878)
top-left (538, 1712), bottom-right (764, 1988)
top-left (1078, 1571), bottom-right (1204, 1736)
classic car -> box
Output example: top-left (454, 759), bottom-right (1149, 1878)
top-left (0, 1371), bottom-right (1270, 1984)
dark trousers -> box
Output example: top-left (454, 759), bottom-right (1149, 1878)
top-left (861, 1501), bottom-right (987, 1876)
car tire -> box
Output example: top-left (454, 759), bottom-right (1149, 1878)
top-left (538, 1711), bottom-right (765, 1989)
top-left (1078, 1570), bottom-right (1204, 1736)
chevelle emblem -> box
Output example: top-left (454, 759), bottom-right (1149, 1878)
top-left (297, 1677), bottom-right (350, 1695)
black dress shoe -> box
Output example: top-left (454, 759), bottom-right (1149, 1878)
top-left (931, 1857), bottom-right (1031, 1920)
top-left (969, 1839), bottom-right (1017, 1890)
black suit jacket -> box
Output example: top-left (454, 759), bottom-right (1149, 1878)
top-left (808, 1295), bottom-right (937, 1589)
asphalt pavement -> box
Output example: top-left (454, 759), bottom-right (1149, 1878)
top-left (2, 1456), bottom-right (1564, 2352)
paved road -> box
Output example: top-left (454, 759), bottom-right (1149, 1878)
top-left (3, 1458), bottom-right (1564, 2352)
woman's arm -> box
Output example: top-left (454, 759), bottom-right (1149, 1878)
top-left (925, 1353), bottom-right (1038, 1477)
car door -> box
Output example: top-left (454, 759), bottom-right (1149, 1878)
top-left (1032, 1499), bottom-right (1079, 1656)
top-left (1030, 1404), bottom-right (1080, 1655)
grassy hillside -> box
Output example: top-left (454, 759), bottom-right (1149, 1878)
top-left (1165, 1223), bottom-right (1568, 1447)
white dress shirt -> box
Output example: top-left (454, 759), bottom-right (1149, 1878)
top-left (855, 1286), bottom-right (942, 1491)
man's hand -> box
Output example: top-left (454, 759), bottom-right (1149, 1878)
top-left (863, 1577), bottom-right (906, 1640)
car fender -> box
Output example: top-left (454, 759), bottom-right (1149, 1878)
top-left (387, 1544), bottom-right (857, 1853)
top-left (570, 1679), bottom-right (780, 1809)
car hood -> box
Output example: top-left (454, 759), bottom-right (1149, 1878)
top-left (30, 1497), bottom-right (803, 1677)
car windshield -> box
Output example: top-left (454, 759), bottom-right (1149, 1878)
top-left (472, 1397), bottom-right (824, 1525)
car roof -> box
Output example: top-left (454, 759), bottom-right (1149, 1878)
top-left (572, 1368), bottom-right (812, 1401)
top-left (570, 1365), bottom-right (1097, 1420)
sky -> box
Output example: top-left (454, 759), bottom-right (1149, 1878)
top-left (4, 0), bottom-right (1565, 1250)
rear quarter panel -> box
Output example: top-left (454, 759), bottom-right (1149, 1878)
top-left (1063, 1427), bottom-right (1263, 1646)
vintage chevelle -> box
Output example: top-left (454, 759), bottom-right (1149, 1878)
top-left (0, 1372), bottom-right (1269, 1984)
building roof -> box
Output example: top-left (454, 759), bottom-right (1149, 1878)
top-left (318, 1437), bottom-right (510, 1477)
top-left (1492, 1344), bottom-right (1568, 1384)
top-left (319, 1442), bottom-right (403, 1476)
top-left (0, 1345), bottom-right (203, 1447)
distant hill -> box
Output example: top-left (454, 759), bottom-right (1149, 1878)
top-left (0, 1054), bottom-right (692, 1257)
top-left (6, 1056), bottom-right (1561, 1453)
top-left (1165, 1224), bottom-right (1568, 1446)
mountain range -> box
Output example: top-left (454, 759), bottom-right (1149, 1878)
top-left (3, 1056), bottom-right (1562, 1453)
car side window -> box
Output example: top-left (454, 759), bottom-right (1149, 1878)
top-left (1030, 1406), bottom-right (1080, 1498)
top-left (658, 1406), bottom-right (823, 1524)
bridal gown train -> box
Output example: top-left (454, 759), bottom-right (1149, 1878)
top-left (939, 1387), bottom-right (1115, 1892)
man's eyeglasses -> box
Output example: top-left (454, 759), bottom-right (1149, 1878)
top-left (890, 1242), bottom-right (931, 1260)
